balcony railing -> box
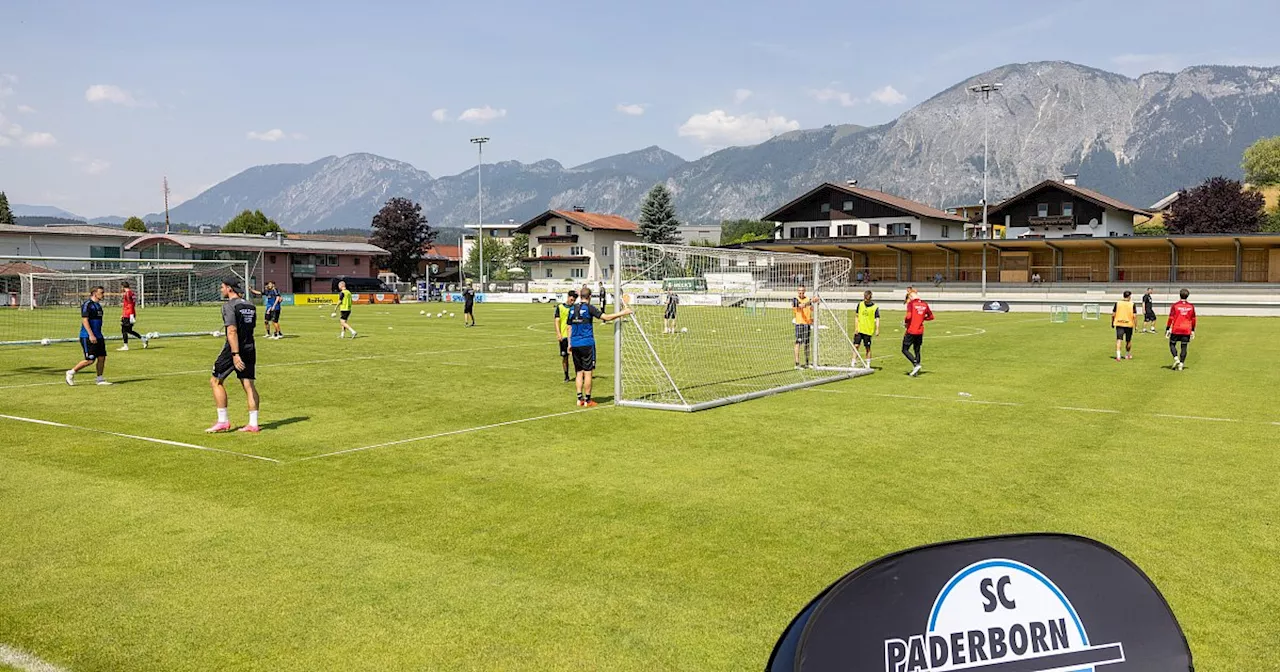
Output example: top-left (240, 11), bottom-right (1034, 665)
top-left (521, 255), bottom-right (590, 264)
top-left (537, 234), bottom-right (579, 244)
top-left (291, 264), bottom-right (316, 276)
top-left (783, 234), bottom-right (917, 243)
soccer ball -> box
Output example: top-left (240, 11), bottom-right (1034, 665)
top-left (388, 326), bottom-right (393, 330)
top-left (437, 313), bottom-right (444, 317)
top-left (211, 331), bottom-right (221, 337)
top-left (40, 338), bottom-right (50, 346)
top-left (680, 327), bottom-right (688, 333)
top-left (420, 310), bottom-right (426, 315)
top-left (449, 312), bottom-right (455, 318)
top-left (330, 312), bottom-right (337, 318)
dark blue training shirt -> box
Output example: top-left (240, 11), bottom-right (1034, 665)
top-left (567, 302), bottom-right (603, 347)
top-left (264, 288), bottom-right (281, 311)
top-left (80, 299), bottom-right (104, 338)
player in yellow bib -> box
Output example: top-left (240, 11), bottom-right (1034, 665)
top-left (1111, 290), bottom-right (1137, 361)
top-left (337, 280), bottom-right (358, 339)
top-left (854, 290), bottom-right (880, 365)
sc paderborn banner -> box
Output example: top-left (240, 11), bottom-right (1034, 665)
top-left (767, 533), bottom-right (1191, 672)
top-left (982, 300), bottom-right (1011, 313)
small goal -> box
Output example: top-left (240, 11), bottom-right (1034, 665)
top-left (614, 243), bottom-right (872, 412)
top-left (1082, 303), bottom-right (1101, 320)
top-left (1049, 305), bottom-right (1069, 323)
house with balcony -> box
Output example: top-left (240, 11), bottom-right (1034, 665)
top-left (763, 182), bottom-right (969, 242)
top-left (460, 220), bottom-right (521, 269)
top-left (514, 208), bottom-right (641, 282)
top-left (983, 176), bottom-right (1151, 239)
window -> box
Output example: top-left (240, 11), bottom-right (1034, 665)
top-left (600, 245), bottom-right (609, 257)
top-left (89, 245), bottom-right (122, 270)
top-left (1062, 202), bottom-right (1073, 217)
top-left (328, 254), bottom-right (340, 266)
top-left (570, 246), bottom-right (584, 256)
top-left (565, 224), bottom-right (571, 234)
top-left (551, 225), bottom-right (557, 235)
top-left (843, 200), bottom-right (854, 211)
top-left (941, 225), bottom-right (950, 238)
top-left (353, 257), bottom-right (360, 266)
top-left (489, 229), bottom-right (499, 237)
top-left (269, 254), bottom-right (277, 264)
top-left (571, 268), bottom-right (585, 278)
top-left (1037, 203), bottom-right (1049, 217)
top-left (790, 227), bottom-right (810, 239)
top-left (820, 203), bottom-right (831, 213)
top-left (545, 268), bottom-right (553, 278)
top-left (838, 224), bottom-right (856, 236)
top-left (602, 267), bottom-right (610, 280)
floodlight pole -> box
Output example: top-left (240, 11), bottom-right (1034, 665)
top-left (969, 82), bottom-right (1002, 298)
top-left (470, 136), bottom-right (489, 287)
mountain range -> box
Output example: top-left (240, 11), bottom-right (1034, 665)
top-left (22, 60), bottom-right (1280, 231)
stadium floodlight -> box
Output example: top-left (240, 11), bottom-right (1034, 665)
top-left (613, 242), bottom-right (872, 412)
top-left (969, 82), bottom-right (1003, 298)
top-left (1, 255), bottom-right (249, 346)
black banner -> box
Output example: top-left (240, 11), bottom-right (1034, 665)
top-left (768, 534), bottom-right (1192, 672)
top-left (983, 300), bottom-right (1011, 313)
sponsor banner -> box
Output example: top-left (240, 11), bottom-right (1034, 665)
top-left (293, 293), bottom-right (399, 305)
top-left (622, 293), bottom-right (722, 307)
top-left (294, 293), bottom-right (338, 305)
top-left (279, 294), bottom-right (296, 306)
top-left (768, 533), bottom-right (1191, 672)
top-left (983, 300), bottom-right (1012, 313)
top-left (663, 277), bottom-right (708, 291)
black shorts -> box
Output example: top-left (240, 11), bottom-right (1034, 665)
top-left (664, 307), bottom-right (677, 320)
top-left (464, 303), bottom-right (475, 314)
top-left (854, 332), bottom-right (874, 347)
top-left (794, 324), bottom-right (812, 344)
top-left (1116, 326), bottom-right (1134, 342)
top-left (120, 316), bottom-right (136, 328)
top-left (1170, 333), bottom-right (1191, 344)
top-left (1144, 310), bottom-right (1157, 322)
top-left (559, 338), bottom-right (569, 357)
top-left (570, 345), bottom-right (596, 372)
top-left (339, 310), bottom-right (351, 320)
top-left (902, 333), bottom-right (924, 348)
top-left (212, 344), bottom-right (256, 381)
top-left (79, 335), bottom-right (107, 361)
top-left (266, 309), bottom-right (281, 323)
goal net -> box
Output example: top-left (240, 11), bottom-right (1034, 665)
top-left (614, 243), bottom-right (872, 412)
top-left (0, 256), bottom-right (250, 346)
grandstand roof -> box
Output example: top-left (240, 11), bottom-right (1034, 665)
top-left (0, 224), bottom-right (139, 238)
top-left (125, 232), bottom-right (387, 255)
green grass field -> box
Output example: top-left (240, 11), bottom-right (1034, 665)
top-left (1, 302), bottom-right (1277, 671)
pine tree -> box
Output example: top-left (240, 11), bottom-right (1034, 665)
top-left (0, 192), bottom-right (14, 226)
top-left (638, 184), bottom-right (681, 244)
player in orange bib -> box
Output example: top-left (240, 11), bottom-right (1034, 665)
top-left (792, 286), bottom-right (818, 369)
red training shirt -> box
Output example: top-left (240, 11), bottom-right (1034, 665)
top-left (1166, 300), bottom-right (1196, 335)
top-left (904, 298), bottom-right (934, 335)
top-left (121, 289), bottom-right (136, 318)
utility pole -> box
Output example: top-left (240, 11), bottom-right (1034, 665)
top-left (470, 137), bottom-right (489, 286)
top-left (163, 176), bottom-right (171, 234)
top-left (969, 82), bottom-right (1002, 298)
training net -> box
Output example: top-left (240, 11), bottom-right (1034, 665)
top-left (0, 256), bottom-right (250, 346)
top-left (614, 243), bottom-right (872, 412)
top-left (1082, 303), bottom-right (1101, 320)
top-left (1049, 305), bottom-right (1069, 323)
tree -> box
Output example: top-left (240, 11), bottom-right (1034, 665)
top-left (0, 192), bottom-right (14, 226)
top-left (1133, 218), bottom-right (1168, 236)
top-left (223, 209), bottom-right (283, 235)
top-left (638, 184), bottom-right (681, 244)
top-left (1164, 177), bottom-right (1266, 235)
top-left (510, 233), bottom-right (530, 259)
top-left (1243, 136), bottom-right (1280, 186)
top-left (721, 218), bottom-right (775, 244)
top-left (369, 197), bottom-right (434, 282)
top-left (123, 216), bottom-right (147, 233)
top-left (464, 238), bottom-right (519, 281)
top-left (1266, 201), bottom-right (1280, 233)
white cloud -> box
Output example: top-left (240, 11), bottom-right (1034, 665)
top-left (733, 89), bottom-right (753, 104)
top-left (869, 85), bottom-right (907, 105)
top-left (1111, 53), bottom-right (1183, 75)
top-left (431, 108), bottom-right (449, 122)
top-left (809, 86), bottom-right (859, 107)
top-left (616, 103), bottom-right (646, 116)
top-left (678, 110), bottom-right (800, 148)
top-left (458, 105), bottom-right (506, 123)
top-left (73, 156), bottom-right (111, 175)
top-left (85, 84), bottom-right (145, 107)
top-left (16, 104), bottom-right (35, 114)
top-left (21, 132), bottom-right (57, 148)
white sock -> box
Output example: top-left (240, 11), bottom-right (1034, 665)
top-left (217, 407), bottom-right (229, 423)
top-left (96, 375), bottom-right (104, 383)
top-left (248, 410), bottom-right (259, 427)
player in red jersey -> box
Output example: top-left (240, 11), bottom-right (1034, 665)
top-left (1165, 288), bottom-right (1196, 371)
top-left (902, 289), bottom-right (934, 377)
top-left (117, 281), bottom-right (148, 351)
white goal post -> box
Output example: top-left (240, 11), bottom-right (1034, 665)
top-left (613, 242), bottom-right (873, 412)
top-left (1, 256), bottom-right (250, 346)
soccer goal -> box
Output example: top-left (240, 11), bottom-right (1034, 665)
top-left (0, 256), bottom-right (250, 346)
top-left (1082, 303), bottom-right (1101, 320)
top-left (613, 243), bottom-right (872, 412)
top-left (1049, 305), bottom-right (1069, 323)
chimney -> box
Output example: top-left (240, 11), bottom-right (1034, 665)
top-left (276, 231), bottom-right (284, 246)
top-left (572, 205), bottom-right (585, 212)
top-left (846, 179), bottom-right (859, 187)
top-left (1062, 174), bottom-right (1078, 186)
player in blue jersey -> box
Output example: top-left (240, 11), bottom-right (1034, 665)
top-left (252, 281), bottom-right (284, 339)
top-left (65, 286), bottom-right (111, 386)
top-left (566, 286), bottom-right (631, 407)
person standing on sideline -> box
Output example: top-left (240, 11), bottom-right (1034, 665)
top-left (598, 281), bottom-right (608, 311)
top-left (792, 285), bottom-right (818, 369)
top-left (567, 286), bottom-right (632, 407)
top-left (117, 281), bottom-right (148, 351)
top-left (854, 290), bottom-right (880, 365)
top-left (1111, 290), bottom-right (1138, 361)
top-left (337, 280), bottom-right (357, 339)
top-left (553, 289), bottom-right (578, 382)
top-left (462, 283), bottom-right (476, 327)
top-left (902, 289), bottom-right (934, 377)
top-left (65, 286), bottom-right (111, 386)
top-left (1166, 288), bottom-right (1197, 371)
top-left (207, 279), bottom-right (260, 433)
top-left (1142, 287), bottom-right (1157, 333)
top-left (663, 289), bottom-right (680, 334)
top-left (251, 281), bottom-right (284, 339)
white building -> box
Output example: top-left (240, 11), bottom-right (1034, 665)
top-left (984, 177), bottom-right (1150, 239)
top-left (459, 220), bottom-right (521, 268)
top-left (678, 224), bottom-right (721, 246)
top-left (0, 224), bottom-right (140, 261)
top-left (762, 182), bottom-right (969, 242)
top-left (514, 208), bottom-right (641, 282)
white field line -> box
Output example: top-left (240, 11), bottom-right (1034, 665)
top-left (0, 342), bottom-right (543, 391)
top-left (0, 413), bottom-right (281, 463)
top-left (1055, 406), bottom-right (1121, 414)
top-left (876, 393), bottom-right (934, 400)
top-left (298, 407), bottom-right (604, 462)
top-left (1152, 413), bottom-right (1239, 423)
top-left (0, 643), bottom-right (69, 672)
top-left (956, 399), bottom-right (1022, 407)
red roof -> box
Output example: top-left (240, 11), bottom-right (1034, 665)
top-left (985, 179), bottom-right (1152, 219)
top-left (515, 210), bottom-right (639, 233)
top-left (0, 261), bottom-right (54, 276)
top-left (424, 244), bottom-right (461, 261)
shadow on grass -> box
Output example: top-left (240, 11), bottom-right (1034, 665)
top-left (259, 416), bottom-right (310, 431)
top-left (1, 366), bottom-right (68, 377)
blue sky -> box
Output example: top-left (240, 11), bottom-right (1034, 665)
top-left (2, 0), bottom-right (1277, 217)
